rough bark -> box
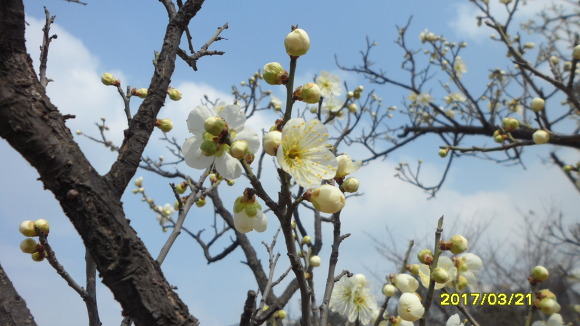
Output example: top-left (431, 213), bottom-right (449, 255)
top-left (0, 0), bottom-right (203, 325)
top-left (0, 262), bottom-right (38, 326)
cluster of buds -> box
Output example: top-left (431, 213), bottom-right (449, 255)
top-left (440, 234), bottom-right (468, 254)
top-left (502, 117), bottom-right (519, 132)
top-left (347, 85), bottom-right (364, 99)
top-left (534, 289), bottom-right (561, 315)
top-left (493, 129), bottom-right (508, 143)
top-left (19, 219), bottom-right (50, 262)
top-left (101, 73), bottom-right (120, 87)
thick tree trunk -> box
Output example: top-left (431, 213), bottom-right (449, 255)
top-left (0, 262), bottom-right (38, 326)
top-left (0, 0), bottom-right (203, 325)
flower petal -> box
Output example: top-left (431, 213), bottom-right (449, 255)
top-left (187, 105), bottom-right (215, 135)
top-left (236, 126), bottom-right (260, 153)
top-left (253, 210), bottom-right (267, 232)
top-left (183, 136), bottom-right (215, 169)
top-left (234, 212), bottom-right (255, 233)
top-left (215, 152), bottom-right (242, 179)
top-left (220, 105), bottom-right (246, 131)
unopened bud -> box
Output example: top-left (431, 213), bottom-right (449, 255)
top-left (309, 185), bottom-right (345, 214)
top-left (20, 238), bottom-right (38, 254)
top-left (531, 265), bottom-right (549, 282)
top-left (309, 255), bottom-right (321, 267)
top-left (284, 28), bottom-right (310, 57)
top-left (432, 267), bottom-right (450, 283)
top-left (34, 219), bottom-right (50, 235)
top-left (156, 119), bottom-right (173, 133)
top-left (382, 284), bottom-right (397, 297)
top-left (168, 87), bottom-right (182, 101)
top-left (263, 130), bottom-right (282, 156)
top-left (298, 83), bottom-right (321, 104)
top-left (532, 130), bottom-right (550, 144)
top-left (101, 73), bottom-right (120, 86)
top-left (417, 249), bottom-right (433, 265)
top-left (449, 234), bottom-right (468, 254)
top-left (573, 45), bottom-right (580, 60)
top-left (132, 88), bottom-right (148, 98)
top-left (230, 140), bottom-right (249, 159)
top-left (19, 220), bottom-right (37, 237)
top-left (204, 116), bottom-right (226, 136)
top-left (342, 177), bottom-right (359, 193)
top-left (530, 98), bottom-right (545, 112)
top-left (263, 62), bottom-right (288, 85)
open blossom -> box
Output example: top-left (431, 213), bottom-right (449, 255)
top-left (316, 71), bottom-right (342, 97)
top-left (277, 118), bottom-right (337, 188)
top-left (329, 274), bottom-right (378, 324)
top-left (453, 56), bottom-right (467, 79)
top-left (321, 95), bottom-right (345, 122)
top-left (409, 92), bottom-right (433, 106)
top-left (183, 105), bottom-right (259, 179)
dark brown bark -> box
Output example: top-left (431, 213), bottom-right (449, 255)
top-left (0, 262), bottom-right (38, 326)
top-left (0, 0), bottom-right (204, 325)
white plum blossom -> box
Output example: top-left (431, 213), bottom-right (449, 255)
top-left (446, 314), bottom-right (465, 326)
top-left (183, 105), bottom-right (259, 180)
top-left (531, 313), bottom-right (563, 326)
top-left (453, 56), bottom-right (467, 79)
top-left (316, 71), bottom-right (342, 97)
top-left (277, 118), bottom-right (338, 188)
top-left (393, 274), bottom-right (419, 293)
top-left (329, 274), bottom-right (378, 324)
top-left (335, 154), bottom-right (362, 178)
top-left (321, 95), bottom-right (345, 122)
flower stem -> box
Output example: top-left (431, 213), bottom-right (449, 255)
top-left (283, 57), bottom-right (297, 123)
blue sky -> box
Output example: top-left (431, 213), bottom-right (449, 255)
top-left (1, 0), bottom-right (579, 325)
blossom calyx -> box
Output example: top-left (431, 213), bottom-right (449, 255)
top-left (263, 62), bottom-right (288, 85)
top-left (284, 28), bottom-right (310, 57)
top-left (308, 185), bottom-right (345, 214)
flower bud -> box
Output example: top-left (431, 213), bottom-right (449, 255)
top-left (573, 45), bottom-right (580, 60)
top-left (309, 185), bottom-right (345, 214)
top-left (31, 251), bottom-right (46, 262)
top-left (347, 103), bottom-right (358, 113)
top-left (532, 130), bottom-right (550, 144)
top-left (530, 97), bottom-right (545, 112)
top-left (335, 154), bottom-right (362, 178)
top-left (20, 238), bottom-right (38, 254)
top-left (34, 219), bottom-right (50, 235)
top-left (493, 130), bottom-right (507, 143)
top-left (168, 87), bottom-right (182, 101)
top-left (101, 73), bottom-right (120, 86)
top-left (449, 234), bottom-right (468, 254)
top-left (438, 148), bottom-right (449, 158)
top-left (204, 116), bottom-right (226, 136)
top-left (417, 249), bottom-right (433, 265)
top-left (200, 140), bottom-right (219, 156)
top-left (407, 264), bottom-right (420, 275)
top-left (263, 62), bottom-right (288, 85)
top-left (175, 182), bottom-right (187, 194)
top-left (134, 176), bottom-right (143, 187)
top-left (227, 179), bottom-right (235, 186)
top-left (275, 310), bottom-right (287, 319)
top-left (531, 265), bottom-right (549, 282)
top-left (156, 119), bottom-right (173, 133)
top-left (132, 88), bottom-right (148, 98)
top-left (309, 255), bottom-right (321, 267)
top-left (382, 284), bottom-right (397, 297)
top-left (284, 28), bottom-right (310, 57)
top-left (196, 197), bottom-right (206, 207)
top-left (302, 235), bottom-right (311, 244)
top-left (563, 165), bottom-right (573, 172)
top-left (19, 220), bottom-right (37, 237)
top-left (298, 83), bottom-right (321, 104)
top-left (342, 177), bottom-right (359, 193)
top-left (394, 274), bottom-right (419, 293)
top-left (502, 117), bottom-right (519, 131)
top-left (398, 292), bottom-right (425, 322)
top-left (538, 298), bottom-right (561, 315)
top-left (230, 140), bottom-right (249, 159)
top-left (432, 267), bottom-right (450, 283)
top-left (454, 275), bottom-right (468, 291)
top-left (263, 130), bottom-right (282, 156)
